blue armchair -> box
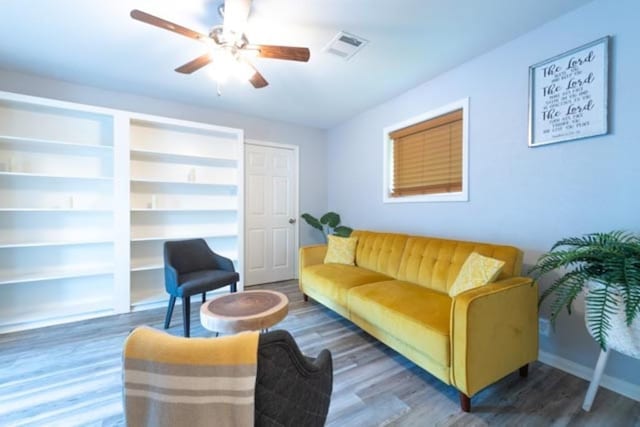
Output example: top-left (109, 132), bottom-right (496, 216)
top-left (163, 239), bottom-right (239, 337)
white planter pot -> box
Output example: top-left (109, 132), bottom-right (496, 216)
top-left (585, 281), bottom-right (640, 358)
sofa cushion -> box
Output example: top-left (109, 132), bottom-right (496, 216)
top-left (324, 235), bottom-right (358, 265)
top-left (302, 264), bottom-right (391, 308)
top-left (396, 236), bottom-right (523, 294)
top-left (351, 231), bottom-right (409, 277)
top-left (348, 280), bottom-right (452, 366)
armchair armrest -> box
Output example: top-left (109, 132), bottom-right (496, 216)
top-left (164, 264), bottom-right (179, 293)
top-left (298, 245), bottom-right (328, 292)
top-left (298, 245), bottom-right (327, 298)
top-left (211, 251), bottom-right (235, 272)
top-left (450, 277), bottom-right (538, 397)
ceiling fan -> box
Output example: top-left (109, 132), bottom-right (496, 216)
top-left (130, 0), bottom-right (310, 90)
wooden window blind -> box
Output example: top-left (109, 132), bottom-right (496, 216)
top-left (389, 109), bottom-right (463, 197)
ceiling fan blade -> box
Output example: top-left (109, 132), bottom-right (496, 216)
top-left (175, 54), bottom-right (212, 74)
top-left (252, 45), bottom-right (310, 62)
top-left (246, 62), bottom-right (268, 88)
top-left (130, 9), bottom-right (207, 41)
top-left (250, 72), bottom-right (268, 89)
top-left (223, 0), bottom-right (251, 42)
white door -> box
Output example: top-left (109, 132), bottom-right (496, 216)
top-left (245, 143), bottom-right (298, 286)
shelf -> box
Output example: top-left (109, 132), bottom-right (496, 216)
top-left (0, 134), bottom-right (112, 153)
top-left (0, 171), bottom-right (113, 181)
top-left (130, 178), bottom-right (235, 187)
top-left (130, 208), bottom-right (235, 212)
top-left (0, 239), bottom-right (113, 249)
top-left (0, 267), bottom-right (113, 286)
top-left (131, 263), bottom-right (163, 272)
top-left (130, 148), bottom-right (236, 164)
top-left (130, 232), bottom-right (237, 243)
top-left (0, 208), bottom-right (112, 212)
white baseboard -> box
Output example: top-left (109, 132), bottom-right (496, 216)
top-left (538, 350), bottom-right (640, 402)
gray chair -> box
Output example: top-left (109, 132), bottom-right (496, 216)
top-left (163, 238), bottom-right (239, 337)
top-left (255, 330), bottom-right (333, 426)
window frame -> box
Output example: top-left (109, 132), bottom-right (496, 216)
top-left (382, 97), bottom-right (469, 203)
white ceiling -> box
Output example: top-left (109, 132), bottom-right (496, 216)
top-left (0, 0), bottom-right (592, 129)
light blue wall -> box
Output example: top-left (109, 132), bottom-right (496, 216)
top-left (327, 0), bottom-right (640, 388)
top-left (0, 69), bottom-right (327, 247)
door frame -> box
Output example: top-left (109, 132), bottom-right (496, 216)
top-left (244, 139), bottom-right (300, 283)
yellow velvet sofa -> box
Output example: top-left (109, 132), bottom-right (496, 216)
top-left (299, 230), bottom-right (538, 412)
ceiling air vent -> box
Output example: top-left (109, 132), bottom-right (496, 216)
top-left (323, 31), bottom-right (368, 60)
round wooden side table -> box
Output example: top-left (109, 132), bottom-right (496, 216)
top-left (200, 289), bottom-right (289, 334)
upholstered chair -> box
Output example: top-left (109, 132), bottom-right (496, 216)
top-left (164, 238), bottom-right (239, 337)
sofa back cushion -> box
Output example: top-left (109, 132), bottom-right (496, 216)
top-left (396, 236), bottom-right (523, 294)
top-left (351, 230), bottom-right (409, 277)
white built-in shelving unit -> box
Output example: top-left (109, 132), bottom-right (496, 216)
top-left (0, 90), bottom-right (243, 332)
top-left (129, 117), bottom-right (243, 308)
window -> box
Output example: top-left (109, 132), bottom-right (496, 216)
top-left (383, 98), bottom-right (468, 203)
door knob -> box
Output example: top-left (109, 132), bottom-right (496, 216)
top-left (289, 218), bottom-right (296, 224)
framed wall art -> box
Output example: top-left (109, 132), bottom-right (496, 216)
top-left (528, 36), bottom-right (609, 147)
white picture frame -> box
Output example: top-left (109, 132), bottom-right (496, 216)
top-left (528, 36), bottom-right (609, 147)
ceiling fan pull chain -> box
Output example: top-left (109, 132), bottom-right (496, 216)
top-left (217, 82), bottom-right (223, 97)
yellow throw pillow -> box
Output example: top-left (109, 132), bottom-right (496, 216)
top-left (324, 235), bottom-right (358, 265)
top-left (448, 252), bottom-right (505, 297)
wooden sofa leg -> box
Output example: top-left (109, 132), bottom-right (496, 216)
top-left (303, 293), bottom-right (308, 302)
top-left (519, 364), bottom-right (529, 378)
top-left (459, 392), bottom-right (471, 412)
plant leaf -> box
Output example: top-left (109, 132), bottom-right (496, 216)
top-left (320, 212), bottom-right (341, 227)
top-left (585, 286), bottom-right (617, 350)
top-left (301, 213), bottom-right (323, 231)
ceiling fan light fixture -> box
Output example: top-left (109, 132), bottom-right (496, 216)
top-left (208, 49), bottom-right (236, 83)
top-left (208, 49), bottom-right (255, 83)
top-left (207, 65), bottom-right (230, 84)
top-left (203, 37), bottom-right (218, 55)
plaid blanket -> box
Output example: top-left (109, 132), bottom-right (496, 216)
top-left (123, 326), bottom-right (259, 427)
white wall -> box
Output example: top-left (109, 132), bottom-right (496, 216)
top-left (0, 68), bottom-right (327, 246)
top-left (327, 0), bottom-right (640, 391)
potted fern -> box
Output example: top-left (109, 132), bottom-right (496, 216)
top-left (530, 231), bottom-right (640, 352)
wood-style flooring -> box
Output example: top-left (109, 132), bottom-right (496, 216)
top-left (1, 280), bottom-right (639, 426)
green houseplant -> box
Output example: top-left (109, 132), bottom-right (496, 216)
top-left (530, 231), bottom-right (640, 349)
top-left (301, 211), bottom-right (352, 241)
